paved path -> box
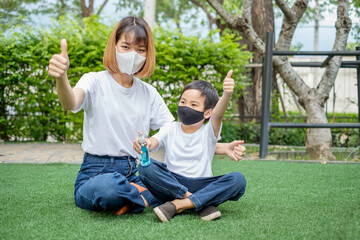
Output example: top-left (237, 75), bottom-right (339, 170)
top-left (0, 143), bottom-right (164, 164)
top-left (2, 143), bottom-right (356, 164)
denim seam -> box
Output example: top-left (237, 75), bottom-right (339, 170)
top-left (188, 194), bottom-right (202, 211)
top-left (125, 157), bottom-right (133, 177)
top-left (141, 175), bottom-right (188, 199)
top-left (140, 189), bottom-right (158, 207)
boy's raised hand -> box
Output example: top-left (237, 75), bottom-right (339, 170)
top-left (211, 69), bottom-right (235, 138)
top-left (223, 70), bottom-right (234, 95)
top-left (48, 39), bottom-right (70, 80)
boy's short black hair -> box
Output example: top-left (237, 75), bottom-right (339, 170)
top-left (180, 80), bottom-right (219, 111)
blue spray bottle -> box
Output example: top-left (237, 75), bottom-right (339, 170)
top-left (138, 131), bottom-right (151, 167)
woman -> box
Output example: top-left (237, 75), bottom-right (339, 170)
top-left (48, 16), bottom-right (245, 215)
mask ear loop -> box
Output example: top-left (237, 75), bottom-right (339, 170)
top-left (204, 109), bottom-right (212, 123)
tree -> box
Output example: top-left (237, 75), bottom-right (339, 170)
top-left (144, 0), bottom-right (156, 27)
top-left (0, 16), bottom-right (250, 141)
top-left (349, 0), bottom-right (359, 42)
top-left (79, 0), bottom-right (109, 17)
top-left (0, 0), bottom-right (41, 29)
top-left (237, 0), bottom-right (275, 123)
top-left (0, 0), bottom-right (110, 28)
top-left (206, 0), bottom-right (352, 160)
top-left (117, 0), bottom-right (197, 30)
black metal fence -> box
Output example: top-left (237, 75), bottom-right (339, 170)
top-left (259, 32), bottom-right (360, 158)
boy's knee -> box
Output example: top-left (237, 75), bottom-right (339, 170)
top-left (139, 159), bottom-right (163, 178)
top-left (138, 161), bottom-right (154, 178)
top-left (228, 172), bottom-right (246, 190)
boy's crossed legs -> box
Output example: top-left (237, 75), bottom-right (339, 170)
top-left (138, 159), bottom-right (246, 222)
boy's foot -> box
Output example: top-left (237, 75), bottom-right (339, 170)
top-left (199, 206), bottom-right (221, 221)
top-left (153, 202), bottom-right (177, 222)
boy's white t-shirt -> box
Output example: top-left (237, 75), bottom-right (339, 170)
top-left (72, 70), bottom-right (174, 158)
top-left (153, 119), bottom-right (221, 178)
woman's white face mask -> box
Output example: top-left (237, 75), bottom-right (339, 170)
top-left (115, 49), bottom-right (146, 75)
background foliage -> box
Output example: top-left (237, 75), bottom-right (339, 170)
top-left (1, 11), bottom-right (358, 147)
top-left (221, 112), bottom-right (359, 148)
top-left (148, 27), bottom-right (249, 115)
top-left (0, 16), bottom-right (250, 142)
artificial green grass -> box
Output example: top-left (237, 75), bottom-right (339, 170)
top-left (1, 158), bottom-right (359, 240)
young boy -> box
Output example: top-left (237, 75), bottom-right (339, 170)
top-left (133, 70), bottom-right (246, 222)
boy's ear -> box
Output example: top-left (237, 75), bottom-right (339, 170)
top-left (204, 109), bottom-right (212, 119)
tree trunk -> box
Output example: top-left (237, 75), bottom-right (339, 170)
top-left (80, 0), bottom-right (108, 18)
top-left (237, 0), bottom-right (274, 123)
top-left (81, 0), bottom-right (94, 17)
top-left (144, 0), bottom-right (156, 27)
top-left (302, 89), bottom-right (335, 160)
top-left (305, 0), bottom-right (351, 160)
top-left (314, 0), bottom-right (319, 51)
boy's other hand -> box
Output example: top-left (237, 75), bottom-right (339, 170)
top-left (48, 39), bottom-right (70, 80)
top-left (226, 140), bottom-right (246, 161)
top-left (223, 70), bottom-right (234, 95)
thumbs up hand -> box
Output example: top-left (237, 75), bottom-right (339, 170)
top-left (223, 70), bottom-right (235, 95)
top-left (48, 39), bottom-right (70, 80)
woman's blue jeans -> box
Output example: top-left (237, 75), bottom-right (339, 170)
top-left (138, 159), bottom-right (246, 211)
top-left (74, 153), bottom-right (159, 213)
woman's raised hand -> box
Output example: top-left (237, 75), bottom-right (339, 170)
top-left (48, 39), bottom-right (70, 80)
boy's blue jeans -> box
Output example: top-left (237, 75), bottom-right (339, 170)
top-left (74, 153), bottom-right (159, 213)
top-left (138, 159), bottom-right (246, 211)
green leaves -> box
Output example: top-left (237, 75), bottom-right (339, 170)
top-left (0, 16), bottom-right (108, 141)
top-left (147, 28), bottom-right (251, 118)
top-left (1, 16), bottom-right (251, 141)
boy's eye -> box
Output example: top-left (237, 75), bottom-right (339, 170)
top-left (192, 104), bottom-right (198, 107)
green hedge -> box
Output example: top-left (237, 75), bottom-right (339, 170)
top-left (0, 16), bottom-right (251, 142)
top-left (0, 16), bottom-right (109, 141)
top-left (221, 113), bottom-right (359, 148)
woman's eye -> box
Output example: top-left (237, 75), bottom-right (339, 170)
top-left (138, 49), bottom-right (145, 53)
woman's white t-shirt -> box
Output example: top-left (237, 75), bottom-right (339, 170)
top-left (72, 70), bottom-right (174, 158)
top-left (153, 119), bottom-right (221, 177)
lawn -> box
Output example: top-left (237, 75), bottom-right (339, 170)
top-left (1, 157), bottom-right (359, 240)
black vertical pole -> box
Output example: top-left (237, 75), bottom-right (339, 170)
top-left (356, 46), bottom-right (360, 143)
top-left (259, 32), bottom-right (274, 158)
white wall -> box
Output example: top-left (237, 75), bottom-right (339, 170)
top-left (277, 56), bottom-right (359, 114)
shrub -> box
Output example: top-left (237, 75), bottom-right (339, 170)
top-left (220, 119), bottom-right (358, 148)
top-left (0, 16), bottom-right (110, 142)
top-left (0, 16), bottom-right (251, 142)
top-left (146, 28), bottom-right (250, 117)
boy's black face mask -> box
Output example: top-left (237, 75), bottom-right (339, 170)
top-left (177, 106), bottom-right (205, 125)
